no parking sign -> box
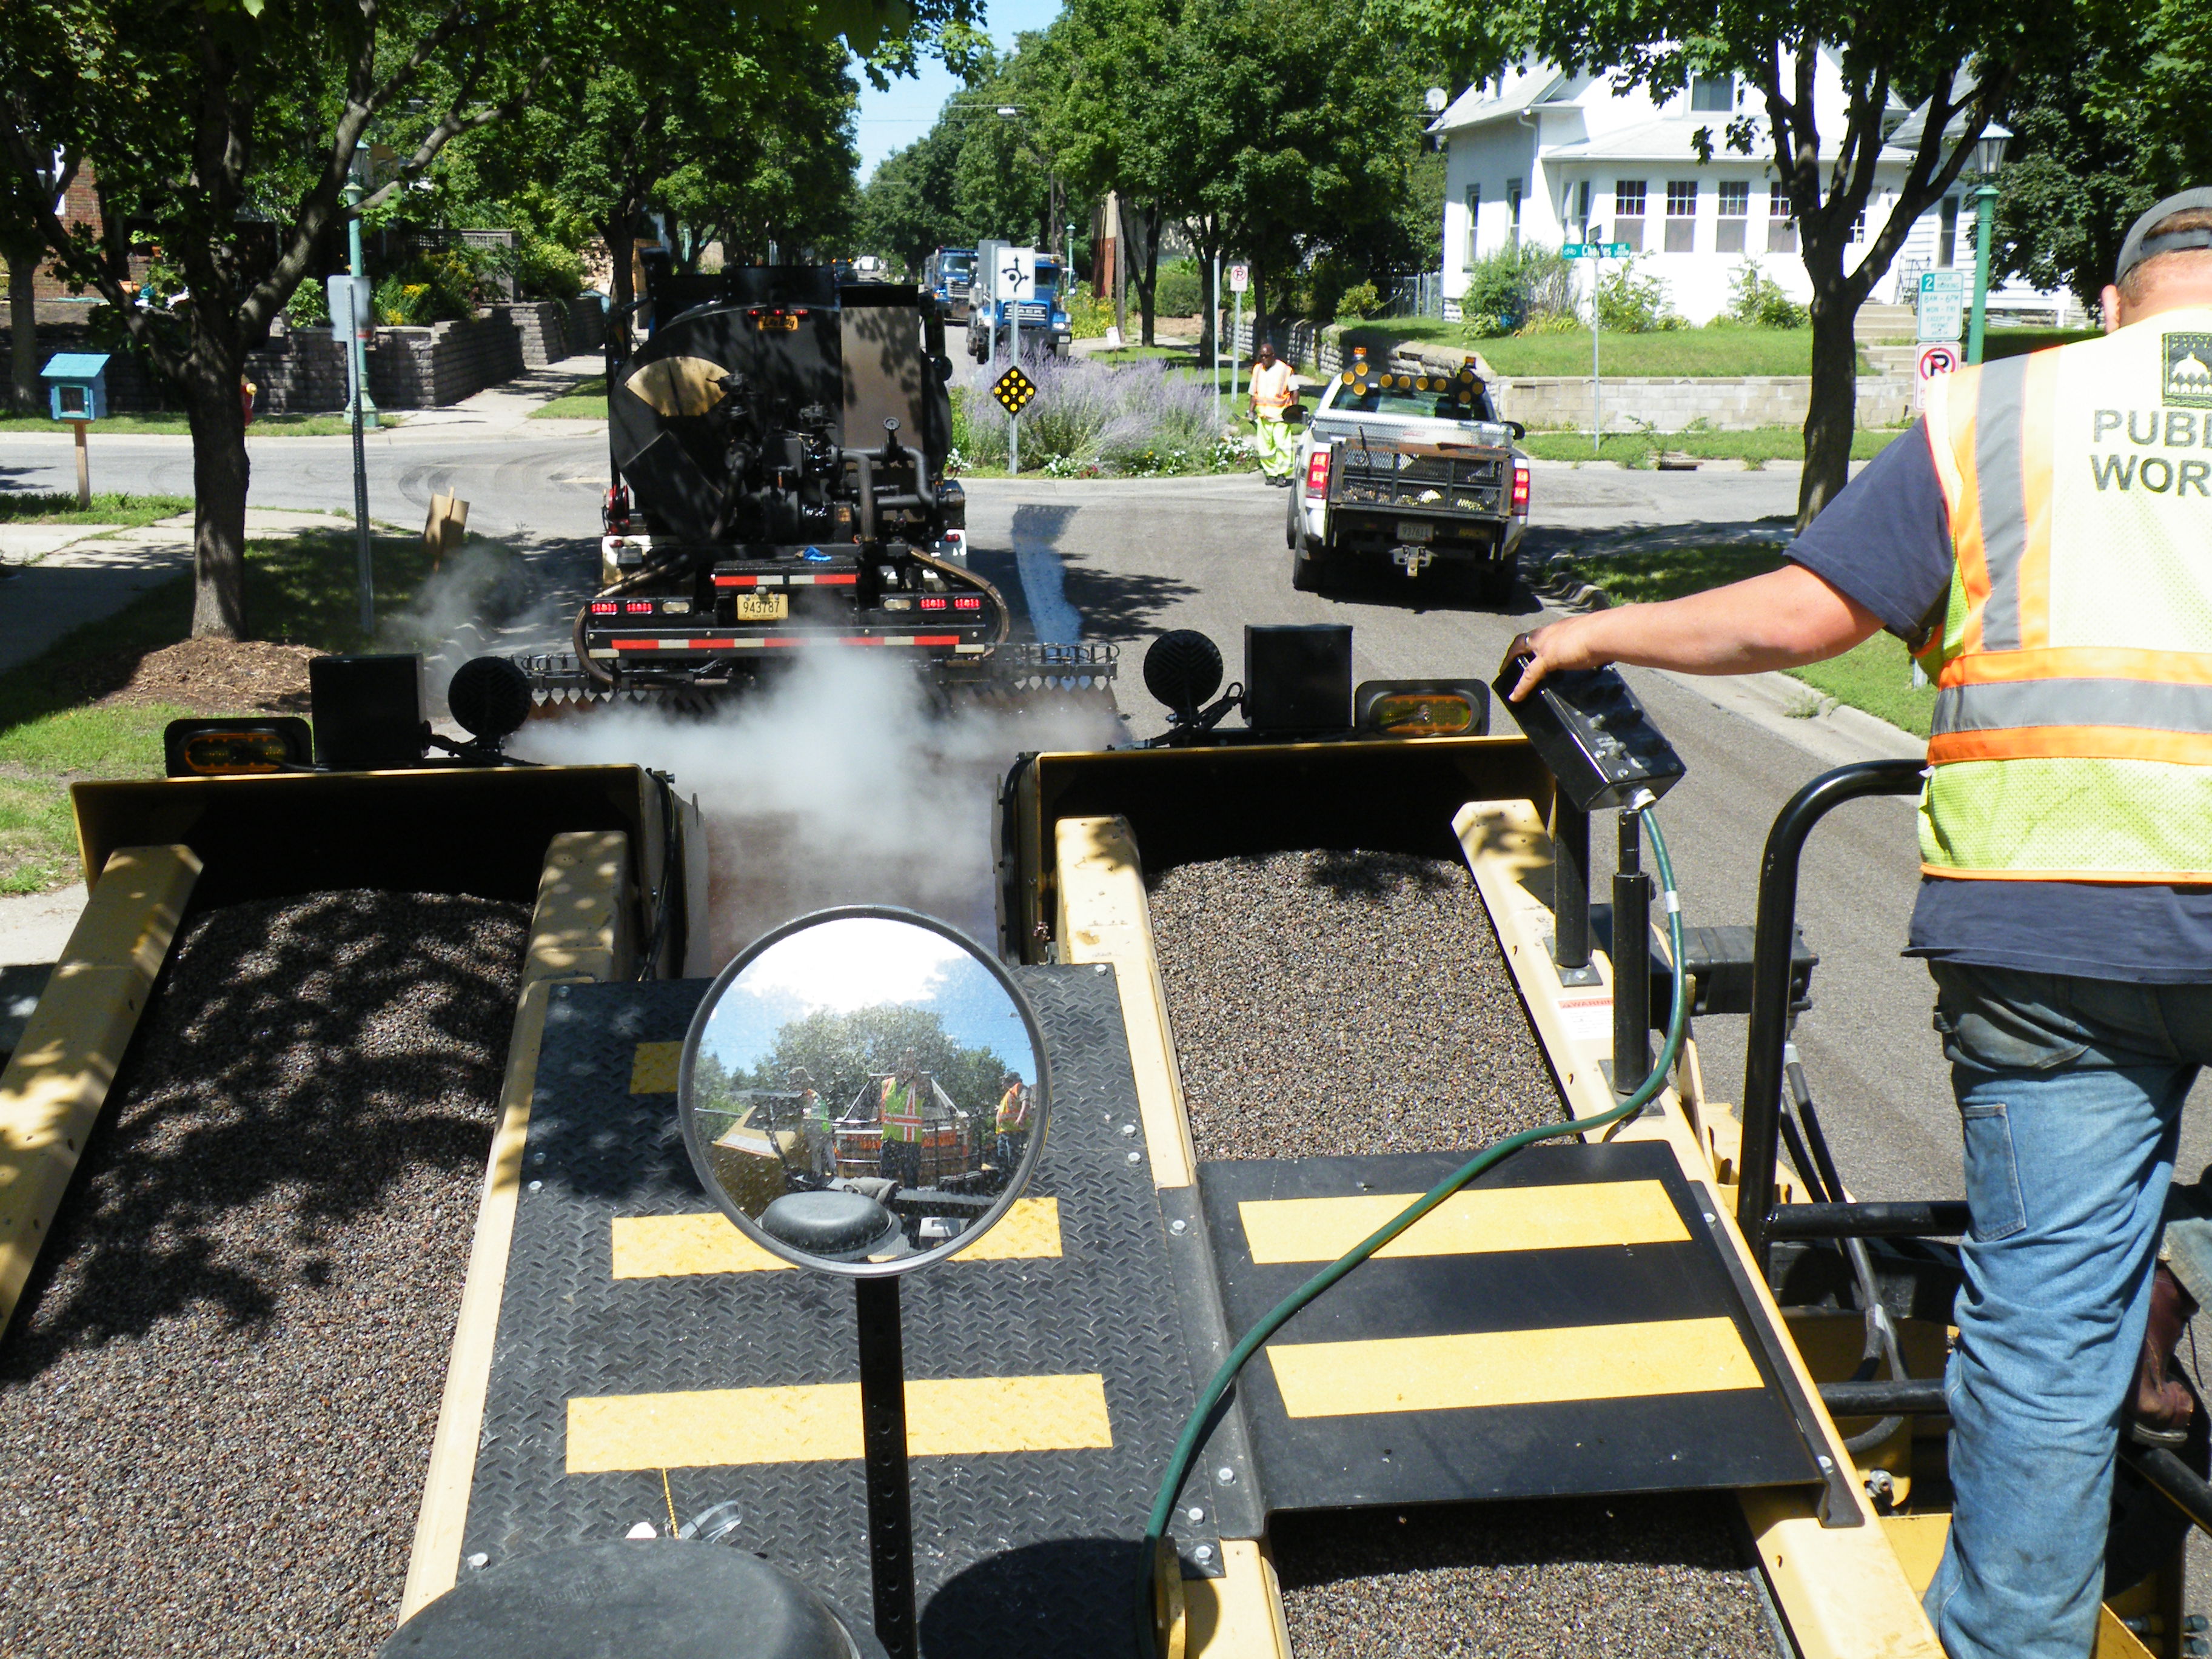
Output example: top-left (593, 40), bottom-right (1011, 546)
top-left (1915, 341), bottom-right (1961, 412)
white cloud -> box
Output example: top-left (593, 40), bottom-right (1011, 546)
top-left (733, 917), bottom-right (969, 1014)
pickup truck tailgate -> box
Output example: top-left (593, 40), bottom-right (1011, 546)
top-left (1330, 440), bottom-right (1510, 515)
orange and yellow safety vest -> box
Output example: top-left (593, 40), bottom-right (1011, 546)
top-left (1918, 307), bottom-right (2212, 881)
top-left (880, 1077), bottom-right (922, 1143)
top-left (996, 1085), bottom-right (1028, 1133)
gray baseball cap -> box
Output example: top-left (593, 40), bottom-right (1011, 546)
top-left (2116, 188), bottom-right (2212, 286)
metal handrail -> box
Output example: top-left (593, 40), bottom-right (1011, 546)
top-left (1738, 758), bottom-right (1926, 1267)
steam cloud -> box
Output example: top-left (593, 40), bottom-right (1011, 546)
top-left (511, 648), bottom-right (1123, 964)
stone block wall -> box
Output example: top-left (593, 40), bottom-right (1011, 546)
top-left (500, 301), bottom-right (569, 368)
top-left (366, 312), bottom-right (526, 407)
top-left (1229, 313), bottom-right (1912, 432)
top-left (246, 323), bottom-right (352, 413)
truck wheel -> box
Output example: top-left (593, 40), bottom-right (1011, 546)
top-left (1291, 545), bottom-right (1332, 592)
top-left (1477, 560), bottom-right (1517, 607)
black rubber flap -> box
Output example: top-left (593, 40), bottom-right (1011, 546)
top-left (1198, 1141), bottom-right (1826, 1513)
top-left (381, 1540), bottom-right (885, 1658)
top-left (760, 1190), bottom-right (901, 1259)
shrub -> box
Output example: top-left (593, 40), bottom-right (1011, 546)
top-left (1596, 256), bottom-right (1684, 333)
top-left (955, 355), bottom-right (1229, 474)
top-left (1460, 243), bottom-right (1578, 335)
top-left (1153, 260), bottom-right (1203, 317)
top-left (1726, 260), bottom-right (1809, 329)
top-left (1515, 310), bottom-right (1583, 335)
top-left (1066, 283), bottom-right (1115, 338)
top-left (287, 280), bottom-right (330, 327)
top-left (1336, 280), bottom-right (1382, 320)
top-left (518, 235), bottom-right (585, 302)
top-left (374, 251), bottom-right (480, 325)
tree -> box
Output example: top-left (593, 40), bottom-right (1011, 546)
top-left (1990, 12), bottom-right (2212, 315)
top-left (753, 1004), bottom-right (1016, 1122)
top-left (1490, 3), bottom-right (2083, 527)
top-left (0, 0), bottom-right (937, 640)
top-left (3, 152), bottom-right (73, 414)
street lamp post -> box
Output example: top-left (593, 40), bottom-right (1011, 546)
top-left (1965, 131), bottom-right (2009, 366)
top-left (343, 155), bottom-right (378, 431)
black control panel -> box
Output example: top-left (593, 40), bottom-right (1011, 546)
top-left (1490, 659), bottom-right (1686, 814)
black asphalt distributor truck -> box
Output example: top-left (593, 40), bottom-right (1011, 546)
top-left (525, 264), bottom-right (1111, 709)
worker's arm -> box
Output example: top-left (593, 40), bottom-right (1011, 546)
top-left (1508, 563), bottom-right (1885, 701)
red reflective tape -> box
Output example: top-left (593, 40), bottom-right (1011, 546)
top-left (712, 575), bottom-right (761, 588)
top-left (609, 640), bottom-right (663, 649)
top-left (818, 573), bottom-right (858, 585)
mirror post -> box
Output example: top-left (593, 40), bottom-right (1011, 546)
top-left (856, 1276), bottom-right (917, 1659)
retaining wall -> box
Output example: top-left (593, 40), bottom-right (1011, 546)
top-left (1228, 314), bottom-right (1911, 432)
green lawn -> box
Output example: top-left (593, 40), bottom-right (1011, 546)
top-left (0, 410), bottom-right (403, 436)
top-left (531, 375), bottom-right (608, 419)
top-left (0, 491), bottom-right (195, 527)
top-left (1348, 321), bottom-right (1861, 378)
top-left (1570, 540), bottom-right (1936, 736)
top-left (1520, 425), bottom-right (1908, 466)
top-left (0, 523), bottom-right (449, 893)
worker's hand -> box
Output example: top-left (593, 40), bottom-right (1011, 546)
top-left (1503, 616), bottom-right (1614, 701)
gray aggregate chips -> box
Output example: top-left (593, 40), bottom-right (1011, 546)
top-left (1146, 850), bottom-right (1778, 1659)
top-left (0, 889), bottom-right (529, 1655)
top-left (1145, 849), bottom-right (1565, 1161)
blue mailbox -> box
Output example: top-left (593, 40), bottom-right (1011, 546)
top-left (43, 352), bottom-right (110, 422)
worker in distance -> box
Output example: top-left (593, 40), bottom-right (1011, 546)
top-left (1509, 189), bottom-right (2212, 1659)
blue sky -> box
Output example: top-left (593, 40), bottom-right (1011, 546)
top-left (700, 917), bottom-right (1037, 1084)
top-left (851, 0), bottom-right (1067, 181)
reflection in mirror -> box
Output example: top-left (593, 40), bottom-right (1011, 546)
top-left (680, 911), bottom-right (1046, 1274)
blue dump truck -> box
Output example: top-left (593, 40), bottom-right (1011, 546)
top-left (965, 252), bottom-right (1073, 361)
top-left (920, 247), bottom-right (975, 324)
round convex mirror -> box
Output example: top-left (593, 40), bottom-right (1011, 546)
top-left (678, 907), bottom-right (1050, 1276)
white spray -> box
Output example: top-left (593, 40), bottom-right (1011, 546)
top-left (511, 649), bottom-right (1122, 965)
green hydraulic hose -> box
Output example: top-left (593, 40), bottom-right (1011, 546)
top-left (1135, 799), bottom-right (1692, 1657)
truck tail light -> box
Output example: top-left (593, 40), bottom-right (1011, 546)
top-left (591, 601), bottom-right (620, 615)
top-left (919, 595), bottom-right (950, 611)
top-left (1304, 448), bottom-right (1331, 497)
top-left (1510, 460), bottom-right (1530, 514)
top-left (623, 600), bottom-right (655, 614)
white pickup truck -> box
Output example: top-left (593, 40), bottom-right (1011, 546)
top-left (1285, 355), bottom-right (1530, 604)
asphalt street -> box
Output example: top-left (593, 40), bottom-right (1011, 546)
top-left (12, 426), bottom-right (2211, 1208)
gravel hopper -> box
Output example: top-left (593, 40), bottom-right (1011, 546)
top-left (3, 631), bottom-right (2206, 1658)
top-left (522, 264), bottom-right (1114, 715)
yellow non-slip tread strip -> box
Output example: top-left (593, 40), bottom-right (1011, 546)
top-left (400, 830), bottom-right (634, 1624)
top-left (1054, 815), bottom-right (1198, 1188)
top-left (1264, 1316), bottom-right (1762, 1418)
top-left (630, 1039), bottom-right (681, 1094)
top-left (0, 844), bottom-right (199, 1343)
top-left (566, 1373), bottom-right (1114, 1471)
top-left (611, 1196), bottom-right (1064, 1276)
top-left (1237, 1180), bottom-right (1687, 1264)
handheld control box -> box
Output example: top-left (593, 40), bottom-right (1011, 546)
top-left (1490, 657), bottom-right (1686, 813)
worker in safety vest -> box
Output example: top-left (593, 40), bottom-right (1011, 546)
top-left (789, 1065), bottom-right (833, 1180)
top-left (1506, 189), bottom-right (2212, 1659)
top-left (1249, 340), bottom-right (1298, 484)
top-left (877, 1049), bottom-right (925, 1190)
top-left (993, 1070), bottom-right (1030, 1173)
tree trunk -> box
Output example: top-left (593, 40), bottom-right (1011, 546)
top-left (186, 337), bottom-right (252, 639)
top-left (1798, 287), bottom-right (1860, 529)
top-left (1197, 250), bottom-right (1218, 366)
top-left (7, 253), bottom-right (36, 414)
top-left (1129, 203), bottom-right (1159, 348)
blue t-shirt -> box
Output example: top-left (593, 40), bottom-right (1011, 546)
top-left (1786, 423), bottom-right (2212, 984)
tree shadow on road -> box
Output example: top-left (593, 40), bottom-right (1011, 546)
top-left (1055, 550), bottom-right (1202, 638)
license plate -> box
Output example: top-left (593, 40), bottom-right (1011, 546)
top-left (1396, 521), bottom-right (1434, 543)
top-left (734, 592), bottom-right (788, 622)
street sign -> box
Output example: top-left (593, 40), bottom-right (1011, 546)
top-left (990, 364), bottom-right (1037, 415)
top-left (993, 247), bottom-right (1037, 303)
top-left (1563, 243), bottom-right (1587, 259)
top-left (1914, 341), bottom-right (1962, 412)
top-left (1917, 270), bottom-right (1966, 342)
top-left (1228, 263), bottom-right (1250, 294)
top-left (327, 274), bottom-right (372, 340)
top-left (1562, 243), bottom-right (1633, 260)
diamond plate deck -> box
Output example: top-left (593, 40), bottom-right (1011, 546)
top-left (1198, 1142), bottom-right (1828, 1515)
top-left (460, 967), bottom-right (1196, 1658)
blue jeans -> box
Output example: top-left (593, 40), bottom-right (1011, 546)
top-left (1922, 962), bottom-right (2212, 1659)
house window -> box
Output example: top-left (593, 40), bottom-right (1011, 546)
top-left (1939, 197), bottom-right (1959, 268)
top-left (1691, 74), bottom-right (1735, 112)
top-left (1615, 180), bottom-right (1646, 252)
top-left (1464, 184), bottom-right (1480, 264)
top-left (1563, 178), bottom-right (1591, 241)
top-left (1508, 178), bottom-right (1523, 252)
top-left (1848, 210), bottom-right (1866, 244)
top-left (1717, 181), bottom-right (1749, 253)
top-left (1767, 187), bottom-right (1797, 253)
top-left (1664, 180), bottom-right (1698, 252)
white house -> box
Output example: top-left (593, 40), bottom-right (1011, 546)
top-left (1432, 56), bottom-right (2075, 326)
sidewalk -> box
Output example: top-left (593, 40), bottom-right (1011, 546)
top-left (0, 508), bottom-right (358, 674)
top-left (388, 352), bottom-right (603, 432)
